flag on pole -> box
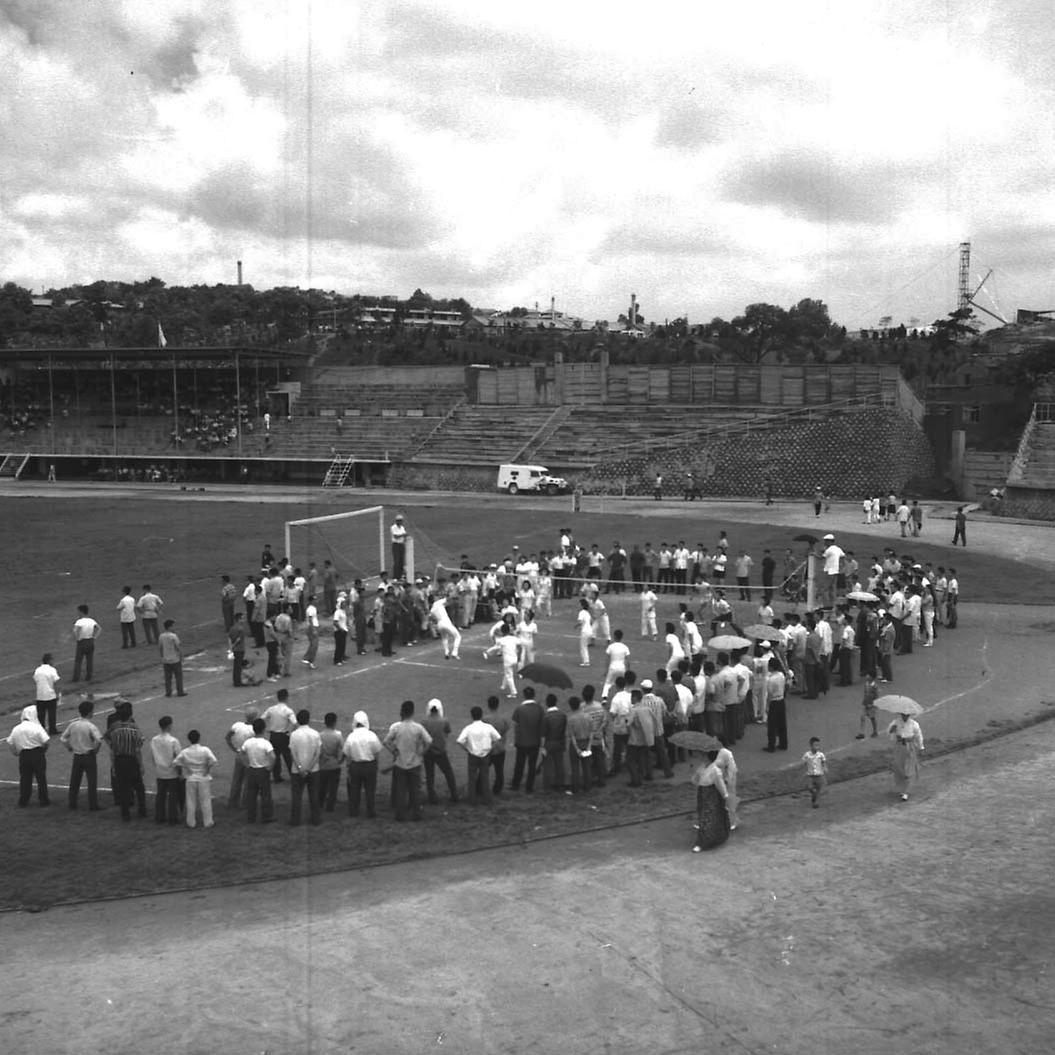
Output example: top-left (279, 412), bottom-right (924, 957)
top-left (158, 322), bottom-right (168, 349)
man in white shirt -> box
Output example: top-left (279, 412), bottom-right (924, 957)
top-left (456, 705), bottom-right (502, 805)
top-left (116, 586), bottom-right (137, 649)
top-left (8, 706), bottom-right (51, 806)
top-left (136, 585), bottom-right (164, 644)
top-left (820, 534), bottom-right (844, 606)
top-left (896, 501), bottom-right (911, 537)
top-left (262, 689), bottom-right (297, 783)
top-left (173, 729), bottom-right (218, 829)
top-left (224, 705), bottom-right (259, 809)
top-left (599, 629), bottom-right (630, 701)
top-left (301, 599), bottom-right (320, 669)
top-left (901, 586), bottom-right (921, 654)
top-left (640, 585), bottom-right (658, 640)
top-left (33, 652), bottom-right (61, 734)
top-left (242, 576), bottom-right (258, 623)
top-left (390, 514), bottom-right (408, 579)
top-left (239, 718), bottom-right (276, 823)
top-left (683, 613), bottom-right (704, 665)
top-left (60, 697), bottom-right (104, 810)
top-left (429, 590), bottom-right (461, 660)
top-left (343, 710), bottom-right (382, 818)
top-left (72, 604), bottom-right (102, 683)
top-left (289, 708), bottom-right (322, 826)
top-left (150, 716), bottom-right (183, 824)
top-left (672, 541), bottom-right (690, 594)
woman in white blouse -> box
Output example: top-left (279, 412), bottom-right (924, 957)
top-left (888, 713), bottom-right (924, 801)
top-left (691, 750), bottom-right (732, 851)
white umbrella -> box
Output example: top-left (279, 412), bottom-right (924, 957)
top-left (846, 590), bottom-right (879, 602)
top-left (708, 634), bottom-right (752, 651)
top-left (874, 694), bottom-right (923, 715)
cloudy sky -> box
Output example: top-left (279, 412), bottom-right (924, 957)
top-left (3, 0), bottom-right (1053, 328)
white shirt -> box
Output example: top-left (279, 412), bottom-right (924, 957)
top-left (289, 724), bottom-right (322, 774)
top-left (497, 635), bottom-right (520, 665)
top-left (390, 522), bottom-right (407, 544)
top-left (343, 726), bottom-right (383, 763)
top-left (641, 589), bottom-right (656, 612)
top-left (756, 604), bottom-right (774, 625)
top-left (73, 616), bottom-right (100, 641)
top-left (665, 632), bottom-right (685, 662)
top-left (305, 603), bottom-right (319, 628)
top-left (8, 714), bottom-right (50, 752)
top-left (457, 719), bottom-right (501, 757)
top-left (430, 598), bottom-right (455, 629)
top-left (606, 641), bottom-right (630, 670)
top-left (822, 544), bottom-right (844, 575)
top-left (674, 684), bottom-right (693, 720)
top-left (241, 735), bottom-right (276, 768)
top-left (816, 620), bottom-right (833, 655)
top-left (150, 731), bottom-right (182, 779)
top-left (263, 703), bottom-right (298, 734)
top-left (116, 595), bottom-right (137, 623)
top-left (227, 720), bottom-right (255, 753)
top-left (577, 609), bottom-right (593, 636)
top-left (33, 663), bottom-right (60, 701)
top-left (172, 743), bottom-right (217, 781)
top-left (683, 622), bottom-right (703, 655)
top-left (243, 582), bottom-right (256, 603)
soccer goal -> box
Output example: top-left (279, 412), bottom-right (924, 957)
top-left (285, 506), bottom-right (411, 587)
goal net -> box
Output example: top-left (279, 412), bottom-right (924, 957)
top-left (285, 505), bottom-right (393, 588)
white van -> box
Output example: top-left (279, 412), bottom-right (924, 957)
top-left (496, 463), bottom-right (569, 495)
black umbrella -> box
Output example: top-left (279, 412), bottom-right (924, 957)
top-left (518, 662), bottom-right (574, 690)
top-left (669, 730), bottom-right (724, 752)
top-left (792, 533), bottom-right (819, 545)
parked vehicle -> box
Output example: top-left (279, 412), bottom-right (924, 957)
top-left (496, 463), bottom-right (569, 495)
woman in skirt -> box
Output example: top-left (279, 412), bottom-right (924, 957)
top-left (888, 712), bottom-right (924, 801)
top-left (691, 750), bottom-right (732, 851)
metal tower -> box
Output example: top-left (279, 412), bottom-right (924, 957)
top-left (958, 241), bottom-right (971, 313)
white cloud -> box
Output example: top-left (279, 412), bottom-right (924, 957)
top-left (2, 0), bottom-right (1054, 327)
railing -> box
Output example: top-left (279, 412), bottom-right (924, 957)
top-left (406, 397), bottom-right (467, 458)
top-left (586, 393), bottom-right (898, 465)
top-left (511, 405), bottom-right (571, 462)
top-left (1006, 403), bottom-right (1039, 483)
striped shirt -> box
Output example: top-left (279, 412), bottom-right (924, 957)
top-left (105, 722), bottom-right (144, 758)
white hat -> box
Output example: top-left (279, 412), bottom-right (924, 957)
top-left (759, 641), bottom-right (772, 650)
top-left (822, 533), bottom-right (835, 541)
top-left (395, 514), bottom-right (404, 521)
top-left (427, 698), bottom-right (444, 717)
top-left (640, 679), bottom-right (653, 690)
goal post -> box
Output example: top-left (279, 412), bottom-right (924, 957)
top-left (285, 505), bottom-right (387, 586)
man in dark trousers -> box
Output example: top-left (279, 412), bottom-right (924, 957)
top-left (229, 612), bottom-right (247, 687)
top-left (761, 549), bottom-right (776, 605)
top-left (510, 687), bottom-right (544, 793)
top-left (539, 694), bottom-right (568, 792)
top-left (952, 506), bottom-right (967, 547)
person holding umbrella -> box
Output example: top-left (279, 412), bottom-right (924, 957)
top-left (878, 696), bottom-right (925, 800)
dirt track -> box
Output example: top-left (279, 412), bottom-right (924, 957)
top-left (1, 720), bottom-right (1052, 1055)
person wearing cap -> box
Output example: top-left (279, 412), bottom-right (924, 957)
top-left (422, 700), bottom-right (459, 805)
top-left (390, 514), bottom-right (408, 580)
top-left (343, 710), bottom-right (382, 817)
top-left (821, 534), bottom-right (843, 607)
top-left (8, 705), bottom-right (51, 806)
top-left (625, 689), bottom-right (657, 787)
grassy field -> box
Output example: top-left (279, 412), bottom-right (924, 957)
top-left (2, 490), bottom-right (1050, 911)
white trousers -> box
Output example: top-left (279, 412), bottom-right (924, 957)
top-left (185, 779), bottom-right (213, 829)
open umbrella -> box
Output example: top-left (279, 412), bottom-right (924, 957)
top-left (669, 730), bottom-right (724, 753)
top-left (792, 533), bottom-right (819, 545)
top-left (708, 634), bottom-right (752, 652)
top-left (743, 624), bottom-right (783, 643)
top-left (518, 662), bottom-right (574, 690)
top-left (874, 694), bottom-right (923, 715)
top-left (846, 590), bottom-right (879, 602)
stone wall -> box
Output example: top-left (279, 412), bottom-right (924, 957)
top-left (387, 407), bottom-right (938, 498)
top-left (583, 408), bottom-right (936, 497)
top-left (1002, 486), bottom-right (1055, 520)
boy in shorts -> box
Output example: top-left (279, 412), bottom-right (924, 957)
top-left (856, 673), bottom-right (879, 739)
top-left (802, 737), bottom-right (827, 808)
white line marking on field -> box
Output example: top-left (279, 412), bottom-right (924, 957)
top-left (394, 659), bottom-right (495, 675)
